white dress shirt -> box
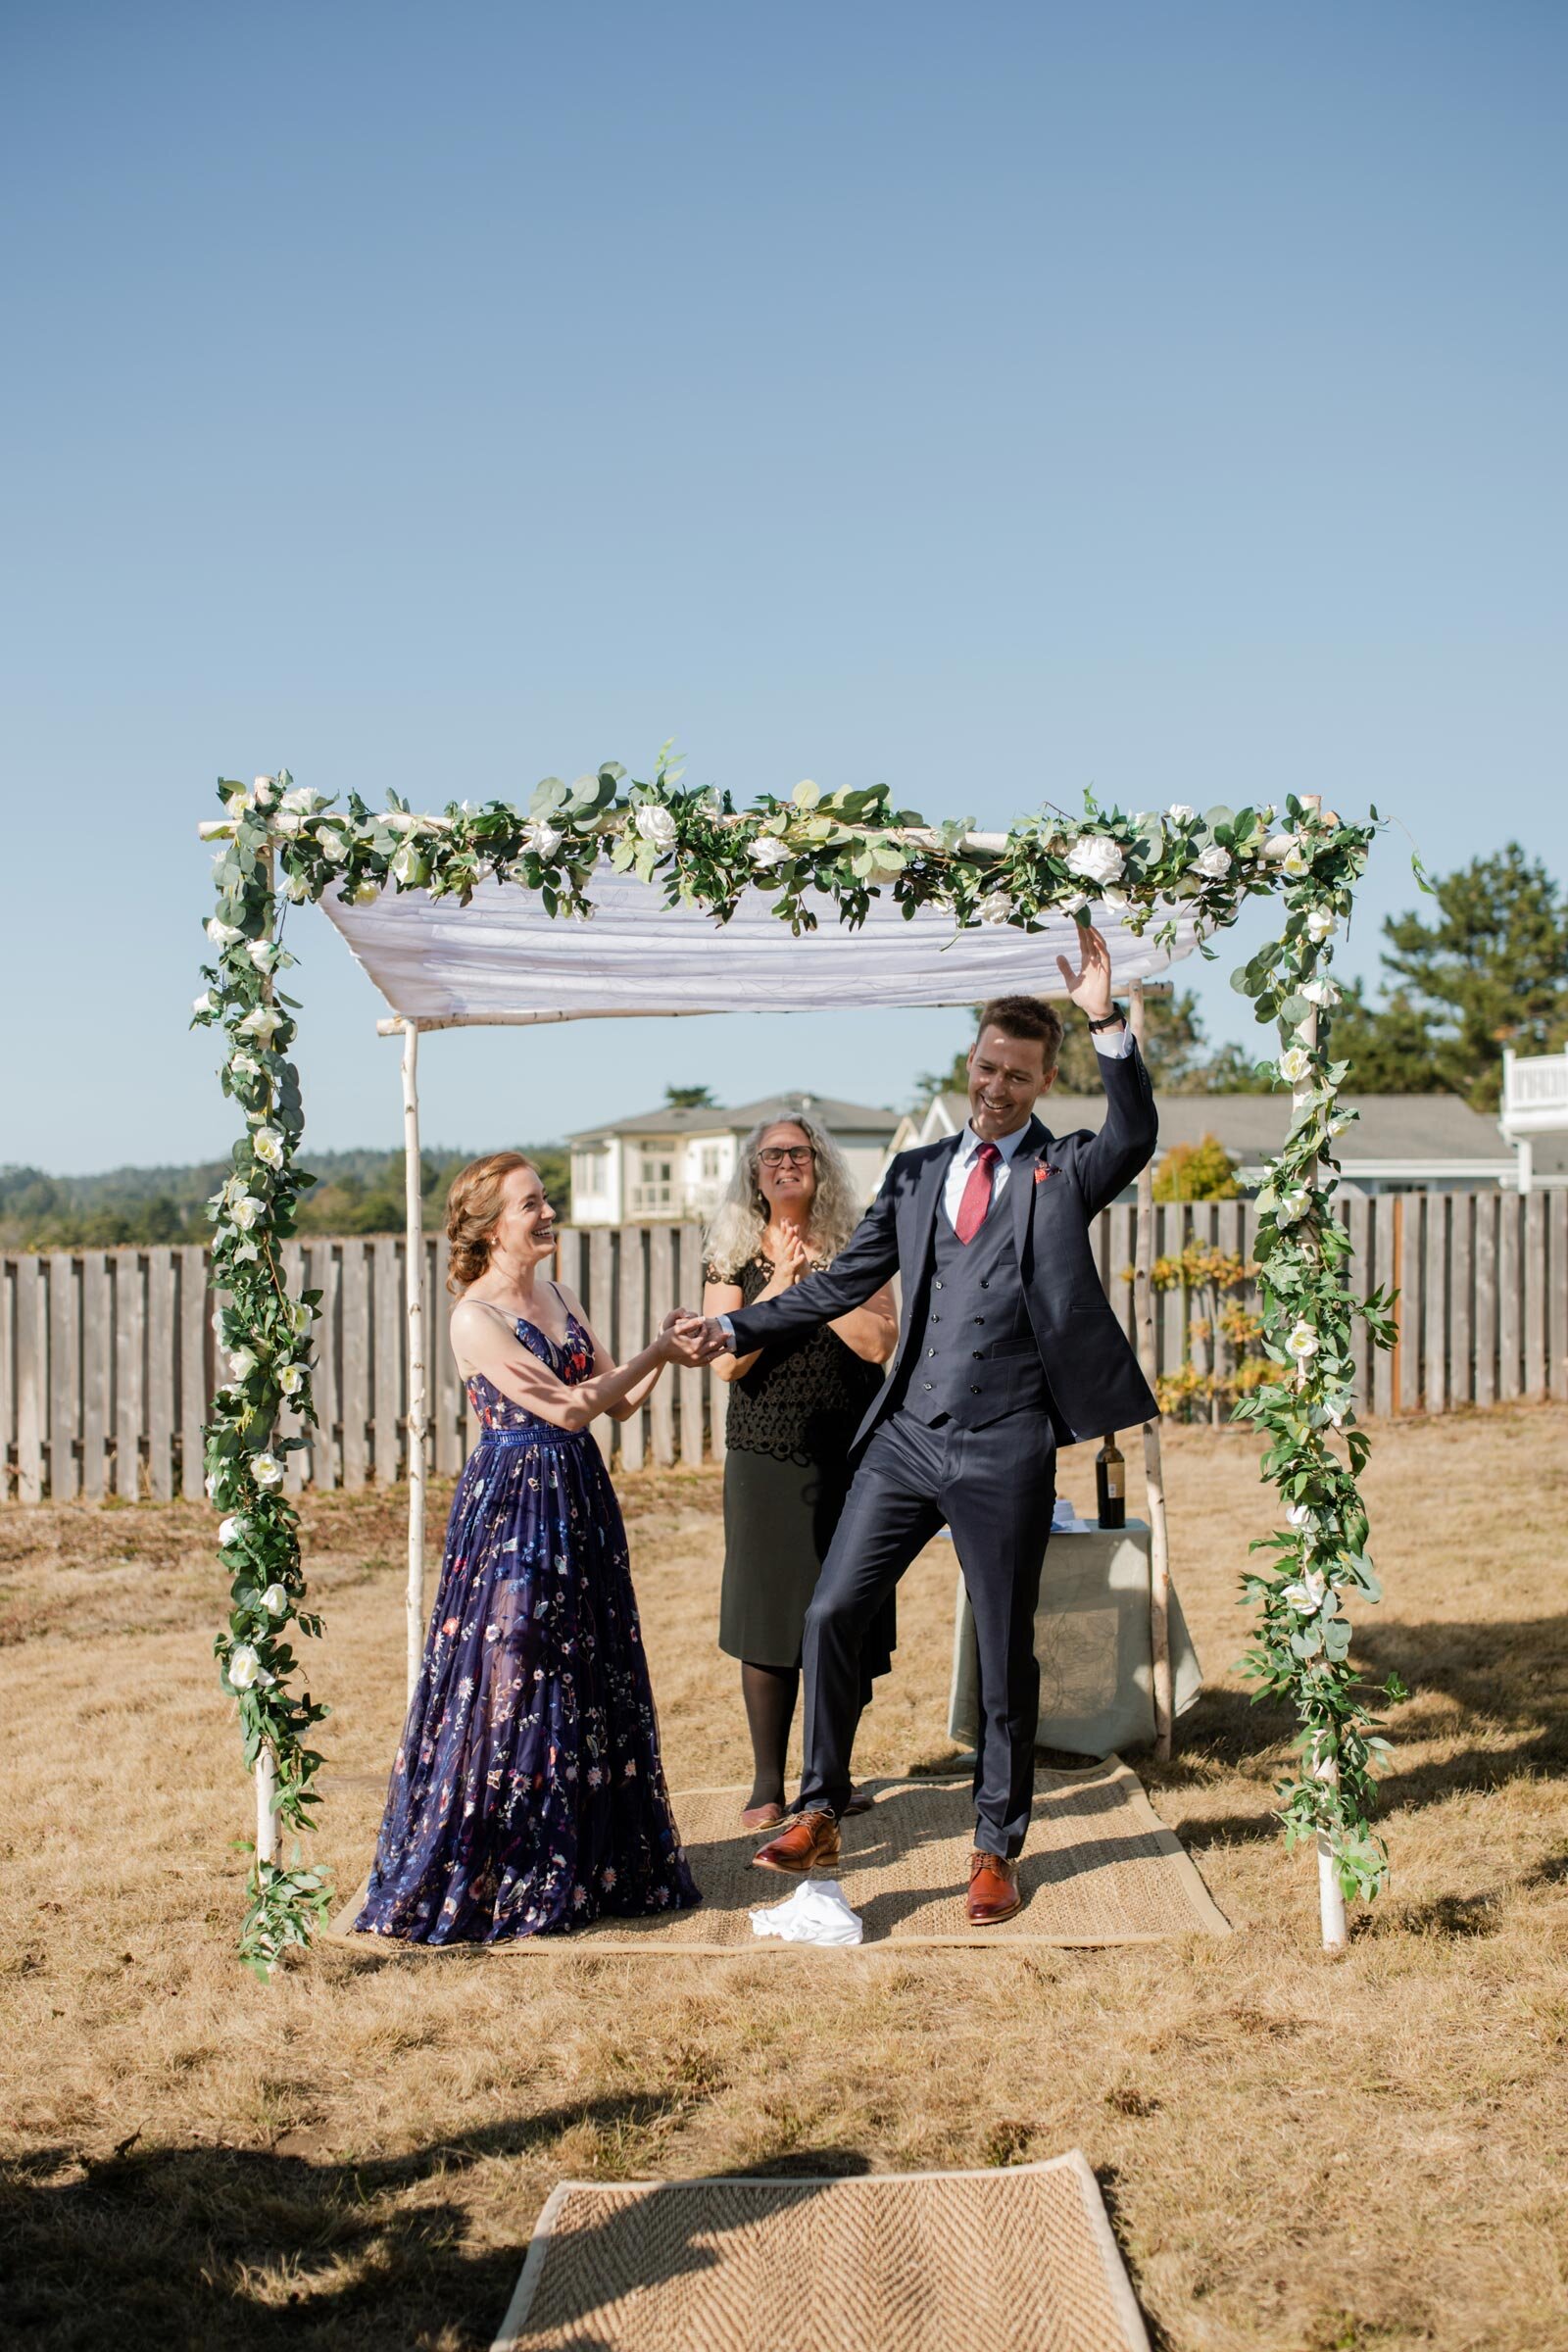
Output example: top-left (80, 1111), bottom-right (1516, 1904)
top-left (714, 1022), bottom-right (1133, 1341)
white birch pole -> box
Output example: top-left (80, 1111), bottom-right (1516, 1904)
top-left (1295, 796), bottom-right (1348, 1955)
top-left (255, 838), bottom-right (279, 1866)
top-left (399, 1019), bottom-right (428, 1705)
top-left (1128, 980), bottom-right (1174, 1761)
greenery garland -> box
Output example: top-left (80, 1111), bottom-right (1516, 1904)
top-left (198, 752), bottom-right (1399, 1968)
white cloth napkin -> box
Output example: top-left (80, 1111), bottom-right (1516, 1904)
top-left (748, 1877), bottom-right (864, 1946)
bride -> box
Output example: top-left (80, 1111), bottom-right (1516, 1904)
top-left (356, 1151), bottom-right (705, 1942)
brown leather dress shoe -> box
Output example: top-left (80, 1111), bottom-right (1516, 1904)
top-left (752, 1808), bottom-right (841, 1874)
top-left (966, 1849), bottom-right (1022, 1926)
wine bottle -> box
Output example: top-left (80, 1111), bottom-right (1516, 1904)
top-left (1095, 1433), bottom-right (1126, 1530)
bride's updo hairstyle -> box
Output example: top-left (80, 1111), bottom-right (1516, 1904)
top-left (445, 1151), bottom-right (539, 1294)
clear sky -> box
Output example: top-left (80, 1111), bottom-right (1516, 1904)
top-left (3, 2), bottom-right (1563, 1172)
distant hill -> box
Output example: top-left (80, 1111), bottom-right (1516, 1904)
top-left (0, 1145), bottom-right (568, 1251)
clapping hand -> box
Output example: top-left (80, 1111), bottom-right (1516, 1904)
top-left (1055, 921), bottom-right (1115, 1024)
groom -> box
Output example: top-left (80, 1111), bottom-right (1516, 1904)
top-left (679, 926), bottom-right (1159, 1924)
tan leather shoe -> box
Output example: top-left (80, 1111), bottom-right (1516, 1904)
top-left (752, 1808), bottom-right (841, 1874)
top-left (966, 1849), bottom-right (1022, 1926)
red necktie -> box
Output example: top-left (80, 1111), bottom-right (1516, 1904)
top-left (955, 1142), bottom-right (1002, 1244)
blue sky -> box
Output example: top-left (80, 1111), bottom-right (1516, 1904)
top-left (3, 2), bottom-right (1563, 1172)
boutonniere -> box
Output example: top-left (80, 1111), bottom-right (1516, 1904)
top-left (1033, 1162), bottom-right (1054, 1187)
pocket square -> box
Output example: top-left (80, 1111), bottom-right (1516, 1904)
top-left (1033, 1162), bottom-right (1054, 1186)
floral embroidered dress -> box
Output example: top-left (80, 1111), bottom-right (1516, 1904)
top-left (356, 1299), bottom-right (699, 1942)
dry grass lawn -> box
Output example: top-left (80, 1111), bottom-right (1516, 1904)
top-left (2, 1406), bottom-right (1566, 2350)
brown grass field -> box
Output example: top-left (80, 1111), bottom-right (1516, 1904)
top-left (3, 1404), bottom-right (1566, 2351)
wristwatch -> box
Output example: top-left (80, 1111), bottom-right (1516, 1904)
top-left (1087, 1005), bottom-right (1126, 1032)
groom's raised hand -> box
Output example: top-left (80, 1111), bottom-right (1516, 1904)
top-left (1055, 920), bottom-right (1115, 1024)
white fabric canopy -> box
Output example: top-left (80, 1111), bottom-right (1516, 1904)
top-left (320, 867), bottom-right (1201, 1027)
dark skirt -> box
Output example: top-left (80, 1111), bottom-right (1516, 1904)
top-left (719, 1444), bottom-right (895, 1690)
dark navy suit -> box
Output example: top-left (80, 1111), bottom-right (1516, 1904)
top-left (724, 1041), bottom-right (1159, 1855)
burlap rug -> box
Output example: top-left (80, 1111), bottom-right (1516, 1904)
top-left (329, 1758), bottom-right (1228, 1951)
top-left (489, 2153), bottom-right (1151, 2351)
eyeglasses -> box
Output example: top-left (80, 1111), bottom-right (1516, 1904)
top-left (758, 1146), bottom-right (814, 1166)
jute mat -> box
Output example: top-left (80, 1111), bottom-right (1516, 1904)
top-left (329, 1758), bottom-right (1227, 1951)
top-left (490, 2154), bottom-right (1151, 2352)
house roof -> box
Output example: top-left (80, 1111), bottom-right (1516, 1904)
top-left (922, 1089), bottom-right (1532, 1173)
top-left (568, 1091), bottom-right (903, 1145)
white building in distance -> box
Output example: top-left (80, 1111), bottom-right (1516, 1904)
top-left (566, 1092), bottom-right (903, 1227)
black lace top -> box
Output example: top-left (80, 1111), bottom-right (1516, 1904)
top-left (707, 1254), bottom-right (886, 1468)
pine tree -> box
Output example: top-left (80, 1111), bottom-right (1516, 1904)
top-left (1375, 846), bottom-right (1568, 1109)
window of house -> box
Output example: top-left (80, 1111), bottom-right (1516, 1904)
top-left (571, 1149), bottom-right (608, 1199)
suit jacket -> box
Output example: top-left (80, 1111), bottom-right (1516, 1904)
top-left (725, 1039), bottom-right (1160, 1450)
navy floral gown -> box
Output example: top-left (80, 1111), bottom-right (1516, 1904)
top-left (356, 1302), bottom-right (700, 1942)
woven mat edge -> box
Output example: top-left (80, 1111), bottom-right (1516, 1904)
top-left (324, 1759), bottom-right (1228, 1951)
top-left (488, 2153), bottom-right (1151, 2352)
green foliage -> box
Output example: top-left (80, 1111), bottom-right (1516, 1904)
top-left (202, 767), bottom-right (1405, 1963)
top-left (663, 1084), bottom-right (718, 1111)
top-left (1377, 844), bottom-right (1568, 1109)
top-left (1152, 1134), bottom-right (1241, 1201)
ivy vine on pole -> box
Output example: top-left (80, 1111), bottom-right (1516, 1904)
top-left (198, 754), bottom-right (1401, 1970)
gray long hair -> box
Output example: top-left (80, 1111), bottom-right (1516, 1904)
top-left (703, 1106), bottom-right (862, 1280)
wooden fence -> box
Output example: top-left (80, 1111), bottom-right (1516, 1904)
top-left (2, 1192), bottom-right (1564, 1501)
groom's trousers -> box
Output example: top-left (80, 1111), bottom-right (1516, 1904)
top-left (797, 1404), bottom-right (1057, 1858)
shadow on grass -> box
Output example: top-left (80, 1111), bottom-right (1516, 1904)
top-left (1159, 1613), bottom-right (1568, 1858)
top-left (1, 2109), bottom-right (876, 2352)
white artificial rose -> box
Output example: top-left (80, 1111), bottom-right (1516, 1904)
top-left (227, 1050), bottom-right (260, 1080)
top-left (1283, 845), bottom-right (1310, 878)
top-left (1276, 1189), bottom-right (1312, 1226)
top-left (252, 773), bottom-right (273, 797)
top-left (1286, 1321), bottom-right (1319, 1359)
top-left (1286, 1501), bottom-right (1316, 1530)
top-left (261, 1584), bottom-right (288, 1615)
top-left (1328, 1110), bottom-right (1353, 1137)
top-left (271, 808), bottom-right (304, 837)
top-left (316, 828), bottom-right (347, 860)
top-left (227, 1347), bottom-right (258, 1380)
top-left (278, 1363), bottom-right (305, 1397)
top-left (238, 1005), bottom-right (282, 1040)
top-left (1059, 893), bottom-right (1090, 916)
top-left (282, 873), bottom-right (311, 903)
top-left (635, 804), bottom-right (677, 851)
top-left (977, 889), bottom-right (1014, 927)
top-left (1166, 803), bottom-right (1197, 823)
top-left (206, 917), bottom-right (243, 948)
top-left (233, 1239), bottom-right (260, 1263)
top-left (1283, 1569), bottom-right (1329, 1614)
top-left (1299, 977), bottom-right (1341, 1007)
top-left (1195, 845), bottom-right (1233, 879)
top-left (219, 1515), bottom-right (247, 1546)
top-left (246, 939), bottom-right (275, 972)
top-left (252, 1127), bottom-right (284, 1169)
top-left (748, 834), bottom-right (789, 870)
top-left (349, 879), bottom-right (379, 905)
top-left (1306, 906), bottom-right (1337, 944)
top-left (228, 1195), bottom-right (265, 1232)
top-left (252, 1451), bottom-right (285, 1489)
top-left (390, 843), bottom-right (426, 887)
top-left (1264, 832), bottom-right (1298, 863)
top-left (291, 1301), bottom-right (313, 1336)
top-left (522, 819), bottom-right (564, 859)
top-left (1278, 1046), bottom-right (1312, 1084)
top-left (281, 785), bottom-right (320, 815)
top-left (227, 1643), bottom-right (262, 1689)
top-left (1099, 887), bottom-right (1131, 915)
top-left (193, 991), bottom-right (217, 1017)
top-left (1064, 834), bottom-right (1125, 887)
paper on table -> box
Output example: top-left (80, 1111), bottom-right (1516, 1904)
top-left (748, 1878), bottom-right (864, 1946)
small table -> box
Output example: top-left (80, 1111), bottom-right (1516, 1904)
top-left (947, 1517), bottom-right (1203, 1760)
